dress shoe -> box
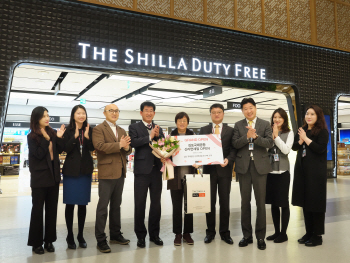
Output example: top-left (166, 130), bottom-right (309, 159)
top-left (204, 235), bottom-right (215, 243)
top-left (274, 234), bottom-right (288, 243)
top-left (137, 238), bottom-right (146, 248)
top-left (305, 235), bottom-right (322, 247)
top-left (266, 232), bottom-right (280, 241)
top-left (97, 240), bottom-right (111, 253)
top-left (221, 235), bottom-right (234, 245)
top-left (32, 246), bottom-right (44, 255)
top-left (238, 237), bottom-right (253, 247)
top-left (66, 237), bottom-right (77, 249)
top-left (44, 242), bottom-right (55, 252)
top-left (174, 234), bottom-right (182, 246)
top-left (183, 233), bottom-right (194, 245)
top-left (257, 239), bottom-right (266, 250)
top-left (298, 233), bottom-right (312, 244)
top-left (150, 236), bottom-right (163, 246)
top-left (110, 233), bottom-right (130, 245)
top-left (77, 235), bottom-right (87, 248)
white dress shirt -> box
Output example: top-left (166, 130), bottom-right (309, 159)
top-left (212, 122), bottom-right (223, 134)
top-left (106, 120), bottom-right (118, 140)
top-left (246, 117), bottom-right (257, 157)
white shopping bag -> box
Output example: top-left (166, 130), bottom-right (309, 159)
top-left (184, 174), bottom-right (211, 214)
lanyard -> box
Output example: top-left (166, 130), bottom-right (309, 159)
top-left (78, 131), bottom-right (84, 146)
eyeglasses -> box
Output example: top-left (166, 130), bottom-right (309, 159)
top-left (143, 110), bottom-right (154, 114)
top-left (177, 120), bottom-right (188, 124)
top-left (105, 109), bottom-right (120, 114)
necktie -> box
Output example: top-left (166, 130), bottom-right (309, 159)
top-left (147, 124), bottom-right (152, 130)
top-left (215, 125), bottom-right (220, 134)
top-left (248, 120), bottom-right (253, 127)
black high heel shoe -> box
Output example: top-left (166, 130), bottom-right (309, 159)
top-left (66, 237), bottom-right (76, 249)
top-left (77, 235), bottom-right (87, 248)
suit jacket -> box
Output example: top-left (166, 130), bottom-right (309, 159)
top-left (232, 117), bottom-right (273, 175)
top-left (28, 131), bottom-right (65, 188)
top-left (199, 124), bottom-right (237, 178)
top-left (292, 128), bottom-right (328, 212)
top-left (62, 125), bottom-right (94, 177)
top-left (129, 121), bottom-right (164, 175)
top-left (167, 128), bottom-right (196, 190)
top-left (92, 121), bottom-right (132, 179)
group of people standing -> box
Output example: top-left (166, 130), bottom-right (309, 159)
top-left (26, 98), bottom-right (329, 255)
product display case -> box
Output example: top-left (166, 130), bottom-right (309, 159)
top-left (0, 142), bottom-right (21, 176)
top-left (337, 142), bottom-right (350, 175)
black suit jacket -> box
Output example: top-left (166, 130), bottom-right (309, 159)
top-left (28, 131), bottom-right (65, 188)
top-left (62, 125), bottom-right (94, 177)
top-left (129, 121), bottom-right (164, 175)
top-left (199, 124), bottom-right (237, 178)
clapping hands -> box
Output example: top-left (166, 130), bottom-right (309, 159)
top-left (120, 135), bottom-right (131, 149)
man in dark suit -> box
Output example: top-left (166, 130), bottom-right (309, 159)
top-left (129, 101), bottom-right (165, 248)
top-left (199, 103), bottom-right (237, 245)
top-left (232, 98), bottom-right (273, 250)
top-left (92, 104), bottom-right (132, 253)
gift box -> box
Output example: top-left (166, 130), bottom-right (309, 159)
top-left (184, 174), bottom-right (211, 214)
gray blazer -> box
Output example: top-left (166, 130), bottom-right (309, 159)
top-left (232, 117), bottom-right (273, 175)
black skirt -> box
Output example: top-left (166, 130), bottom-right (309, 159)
top-left (265, 171), bottom-right (290, 207)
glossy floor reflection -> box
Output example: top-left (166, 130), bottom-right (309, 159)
top-left (1, 173), bottom-right (350, 263)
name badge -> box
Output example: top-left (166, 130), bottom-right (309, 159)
top-left (80, 145), bottom-right (83, 155)
top-left (274, 154), bottom-right (279, 162)
top-left (302, 149), bottom-right (306, 157)
top-left (249, 143), bottom-right (254, 151)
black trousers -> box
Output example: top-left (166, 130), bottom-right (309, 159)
top-left (303, 208), bottom-right (325, 235)
top-left (95, 177), bottom-right (125, 242)
top-left (134, 166), bottom-right (162, 239)
top-left (28, 183), bottom-right (60, 247)
top-left (206, 169), bottom-right (232, 237)
top-left (170, 188), bottom-right (193, 234)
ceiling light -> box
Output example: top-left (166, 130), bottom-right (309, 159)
top-left (10, 92), bottom-right (75, 102)
top-left (108, 75), bottom-right (161, 83)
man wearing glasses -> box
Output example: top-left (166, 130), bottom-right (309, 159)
top-left (92, 104), bottom-right (132, 253)
top-left (129, 101), bottom-right (165, 248)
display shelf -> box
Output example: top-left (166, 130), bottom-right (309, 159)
top-left (337, 142), bottom-right (350, 175)
top-left (0, 141), bottom-right (21, 175)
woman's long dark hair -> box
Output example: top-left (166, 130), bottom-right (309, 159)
top-left (69, 105), bottom-right (88, 131)
top-left (302, 104), bottom-right (327, 136)
top-left (270, 108), bottom-right (290, 133)
top-left (29, 106), bottom-right (56, 144)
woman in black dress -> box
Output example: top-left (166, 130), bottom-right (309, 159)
top-left (266, 108), bottom-right (294, 243)
top-left (167, 112), bottom-right (196, 246)
top-left (62, 105), bottom-right (94, 249)
top-left (27, 107), bottom-right (65, 254)
top-left (292, 105), bottom-right (328, 247)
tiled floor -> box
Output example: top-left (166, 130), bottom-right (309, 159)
top-left (1, 169), bottom-right (350, 263)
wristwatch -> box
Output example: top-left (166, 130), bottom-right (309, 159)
top-left (254, 135), bottom-right (259, 140)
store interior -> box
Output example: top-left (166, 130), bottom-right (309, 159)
top-left (0, 63), bottom-right (296, 194)
top-left (337, 96), bottom-right (350, 176)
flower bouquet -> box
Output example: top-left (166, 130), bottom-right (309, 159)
top-left (149, 135), bottom-right (180, 180)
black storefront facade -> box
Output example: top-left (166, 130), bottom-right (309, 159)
top-left (1, 0), bottom-right (350, 178)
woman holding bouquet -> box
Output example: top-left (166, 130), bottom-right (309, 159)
top-left (167, 112), bottom-right (196, 246)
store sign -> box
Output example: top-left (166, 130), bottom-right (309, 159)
top-left (78, 43), bottom-right (267, 80)
top-left (203, 86), bottom-right (222, 98)
top-left (227, 102), bottom-right (241, 109)
top-left (5, 122), bottom-right (30, 128)
top-left (49, 116), bottom-right (60, 122)
top-left (80, 98), bottom-right (86, 104)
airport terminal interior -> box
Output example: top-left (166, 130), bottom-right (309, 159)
top-left (1, 64), bottom-right (350, 262)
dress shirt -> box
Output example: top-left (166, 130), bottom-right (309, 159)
top-left (246, 117), bottom-right (257, 157)
top-left (212, 122), bottom-right (223, 134)
top-left (142, 120), bottom-right (153, 142)
top-left (106, 120), bottom-right (118, 140)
